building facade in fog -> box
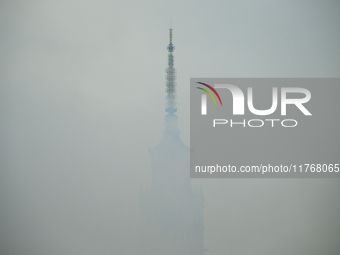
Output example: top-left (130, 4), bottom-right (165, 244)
top-left (139, 28), bottom-right (205, 255)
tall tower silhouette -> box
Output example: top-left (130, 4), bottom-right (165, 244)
top-left (139, 27), bottom-right (205, 255)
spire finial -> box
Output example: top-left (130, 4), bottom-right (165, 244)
top-left (165, 26), bottom-right (177, 114)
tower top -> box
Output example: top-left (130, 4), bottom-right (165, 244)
top-left (167, 27), bottom-right (174, 52)
top-left (164, 27), bottom-right (178, 136)
top-left (165, 27), bottom-right (176, 114)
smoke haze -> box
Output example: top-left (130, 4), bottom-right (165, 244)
top-left (1, 1), bottom-right (340, 255)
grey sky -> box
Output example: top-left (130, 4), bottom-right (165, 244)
top-left (1, 0), bottom-right (340, 255)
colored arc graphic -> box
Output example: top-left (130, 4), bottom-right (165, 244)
top-left (196, 87), bottom-right (217, 105)
top-left (197, 82), bottom-right (223, 106)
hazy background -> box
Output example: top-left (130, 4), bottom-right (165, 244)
top-left (1, 0), bottom-right (339, 255)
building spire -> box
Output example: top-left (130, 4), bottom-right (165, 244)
top-left (165, 26), bottom-right (176, 114)
top-left (163, 26), bottom-right (179, 137)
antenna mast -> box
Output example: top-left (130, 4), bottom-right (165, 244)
top-left (165, 25), bottom-right (176, 113)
